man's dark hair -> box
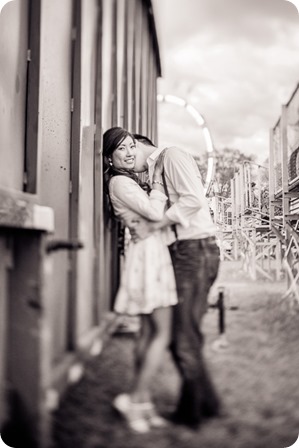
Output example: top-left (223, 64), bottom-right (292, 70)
top-left (133, 133), bottom-right (156, 147)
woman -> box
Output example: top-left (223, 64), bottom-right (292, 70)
top-left (103, 127), bottom-right (177, 433)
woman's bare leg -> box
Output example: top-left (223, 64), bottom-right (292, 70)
top-left (131, 306), bottom-right (172, 403)
top-left (134, 315), bottom-right (153, 374)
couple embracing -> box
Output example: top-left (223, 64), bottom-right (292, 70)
top-left (103, 127), bottom-right (220, 433)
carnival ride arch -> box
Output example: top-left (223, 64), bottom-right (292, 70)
top-left (157, 94), bottom-right (215, 194)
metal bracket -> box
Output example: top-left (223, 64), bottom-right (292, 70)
top-left (46, 239), bottom-right (84, 253)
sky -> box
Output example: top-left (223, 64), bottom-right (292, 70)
top-left (153, 0), bottom-right (299, 163)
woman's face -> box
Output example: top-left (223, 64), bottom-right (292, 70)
top-left (112, 135), bottom-right (136, 170)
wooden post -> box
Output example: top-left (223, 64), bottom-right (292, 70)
top-left (239, 165), bottom-right (245, 230)
top-left (269, 128), bottom-right (275, 225)
top-left (218, 288), bottom-right (225, 334)
top-left (230, 179), bottom-right (235, 229)
top-left (4, 232), bottom-right (52, 448)
top-left (0, 189), bottom-right (54, 448)
top-left (281, 105), bottom-right (289, 229)
top-left (257, 165), bottom-right (262, 214)
top-left (0, 235), bottom-right (12, 429)
top-left (251, 228), bottom-right (257, 280)
top-left (275, 239), bottom-right (281, 280)
top-left (281, 104), bottom-right (293, 289)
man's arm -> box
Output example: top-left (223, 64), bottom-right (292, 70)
top-left (129, 213), bottom-right (174, 242)
top-left (130, 147), bottom-right (205, 242)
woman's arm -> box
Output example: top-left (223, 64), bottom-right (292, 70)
top-left (109, 175), bottom-right (167, 221)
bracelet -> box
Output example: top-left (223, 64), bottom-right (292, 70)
top-left (153, 180), bottom-right (164, 186)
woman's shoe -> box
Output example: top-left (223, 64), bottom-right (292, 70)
top-left (143, 403), bottom-right (168, 428)
top-left (113, 394), bottom-right (150, 433)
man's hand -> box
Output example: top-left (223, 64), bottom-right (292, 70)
top-left (129, 219), bottom-right (156, 243)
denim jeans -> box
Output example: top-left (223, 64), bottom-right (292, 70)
top-left (169, 237), bottom-right (221, 425)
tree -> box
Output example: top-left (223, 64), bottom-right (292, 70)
top-left (211, 148), bottom-right (256, 198)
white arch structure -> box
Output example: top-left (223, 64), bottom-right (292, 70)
top-left (157, 94), bottom-right (215, 194)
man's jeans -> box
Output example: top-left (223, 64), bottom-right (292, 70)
top-left (169, 237), bottom-right (221, 425)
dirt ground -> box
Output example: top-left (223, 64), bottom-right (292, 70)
top-left (52, 261), bottom-right (299, 448)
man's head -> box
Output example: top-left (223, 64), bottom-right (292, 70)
top-left (133, 134), bottom-right (156, 172)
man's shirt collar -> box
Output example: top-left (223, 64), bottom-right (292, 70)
top-left (147, 147), bottom-right (164, 183)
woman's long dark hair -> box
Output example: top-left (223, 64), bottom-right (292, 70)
top-left (102, 127), bottom-right (150, 221)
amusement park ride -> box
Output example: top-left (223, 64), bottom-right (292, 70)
top-left (213, 83), bottom-right (299, 302)
top-left (160, 87), bottom-right (299, 302)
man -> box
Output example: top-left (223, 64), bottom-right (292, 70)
top-left (131, 133), bottom-right (221, 428)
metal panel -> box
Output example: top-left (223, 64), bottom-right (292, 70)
top-left (38, 0), bottom-right (73, 361)
top-left (0, 0), bottom-right (28, 190)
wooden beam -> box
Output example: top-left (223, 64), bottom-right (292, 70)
top-left (24, 0), bottom-right (41, 194)
top-left (285, 214), bottom-right (299, 221)
top-left (284, 192), bottom-right (299, 198)
top-left (286, 222), bottom-right (299, 244)
top-left (68, 0), bottom-right (82, 351)
top-left (0, 188), bottom-right (54, 232)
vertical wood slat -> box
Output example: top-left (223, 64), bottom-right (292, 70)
top-left (134, 1), bottom-right (142, 132)
top-left (93, 0), bottom-right (103, 324)
top-left (152, 62), bottom-right (158, 144)
top-left (67, 0), bottom-right (82, 350)
top-left (122, 3), bottom-right (129, 130)
top-left (110, 0), bottom-right (121, 306)
top-left (126, 0), bottom-right (135, 132)
top-left (111, 0), bottom-right (117, 126)
top-left (24, 0), bottom-right (41, 193)
top-left (131, 16), bottom-right (136, 132)
top-left (141, 11), bottom-right (149, 135)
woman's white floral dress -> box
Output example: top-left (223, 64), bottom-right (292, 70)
top-left (109, 175), bottom-right (178, 315)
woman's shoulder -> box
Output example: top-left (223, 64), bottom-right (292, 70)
top-left (109, 175), bottom-right (139, 195)
top-left (109, 175), bottom-right (136, 187)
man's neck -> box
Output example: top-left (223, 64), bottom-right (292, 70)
top-left (144, 145), bottom-right (156, 158)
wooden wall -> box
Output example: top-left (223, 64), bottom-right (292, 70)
top-left (0, 0), bottom-right (161, 445)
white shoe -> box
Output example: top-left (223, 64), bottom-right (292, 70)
top-left (113, 394), bottom-right (150, 433)
top-left (143, 403), bottom-right (168, 428)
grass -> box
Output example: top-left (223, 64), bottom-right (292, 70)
top-left (52, 261), bottom-right (299, 448)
